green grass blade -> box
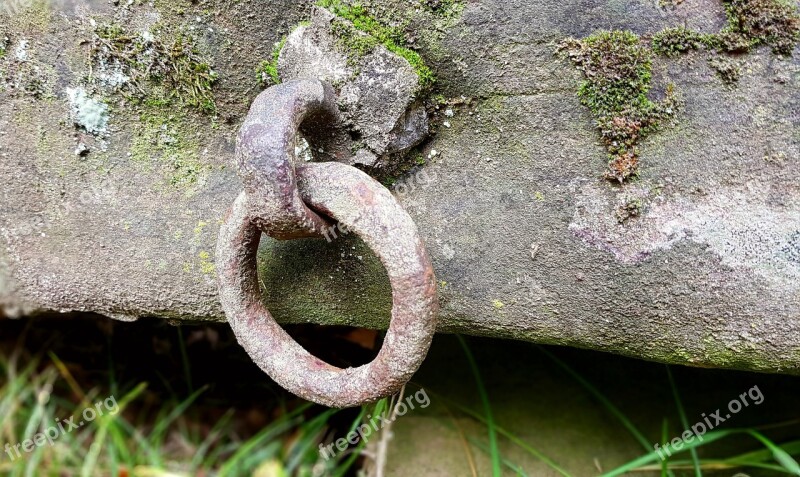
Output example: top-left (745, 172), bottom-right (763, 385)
top-left (218, 402), bottom-right (313, 477)
top-left (190, 408), bottom-right (235, 471)
top-left (458, 335), bottom-right (501, 477)
top-left (632, 459), bottom-right (789, 473)
top-left (725, 439), bottom-right (800, 464)
top-left (538, 346), bottom-right (652, 451)
top-left (147, 385), bottom-right (207, 448)
top-left (333, 434), bottom-right (369, 477)
top-left (285, 408), bottom-right (337, 472)
top-left (80, 382), bottom-right (147, 477)
top-left (601, 429), bottom-right (739, 477)
top-left (429, 391), bottom-right (572, 477)
top-left (469, 436), bottom-right (530, 476)
top-left (748, 430), bottom-right (800, 475)
top-left (331, 400), bottom-right (385, 477)
top-left (661, 418), bottom-right (669, 477)
top-left (666, 366), bottom-right (701, 477)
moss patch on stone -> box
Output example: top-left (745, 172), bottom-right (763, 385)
top-left (561, 0), bottom-right (798, 183)
top-left (652, 0), bottom-right (800, 56)
top-left (419, 0), bottom-right (465, 19)
top-left (722, 0), bottom-right (800, 55)
top-left (90, 22), bottom-right (218, 114)
top-left (256, 36), bottom-right (288, 87)
top-left (652, 27), bottom-right (715, 56)
top-left (129, 109), bottom-right (212, 193)
top-left (317, 0), bottom-right (436, 91)
top-left (330, 17), bottom-right (382, 65)
top-left (708, 56), bottom-right (743, 84)
top-left (558, 31), bottom-right (679, 182)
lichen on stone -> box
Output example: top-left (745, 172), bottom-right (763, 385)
top-left (558, 31), bottom-right (679, 182)
top-left (66, 87), bottom-right (109, 136)
top-left (0, 34), bottom-right (54, 98)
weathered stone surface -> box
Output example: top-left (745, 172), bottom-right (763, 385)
top-left (1, 0), bottom-right (799, 374)
top-left (278, 7), bottom-right (429, 169)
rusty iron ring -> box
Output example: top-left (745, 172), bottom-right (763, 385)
top-left (217, 79), bottom-right (438, 408)
top-left (235, 79), bottom-right (340, 240)
top-left (217, 163), bottom-right (438, 407)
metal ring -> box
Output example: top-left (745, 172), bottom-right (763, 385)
top-left (235, 79), bottom-right (340, 239)
top-left (217, 161), bottom-right (438, 408)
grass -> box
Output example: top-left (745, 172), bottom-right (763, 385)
top-left (0, 336), bottom-right (381, 476)
top-left (666, 366), bottom-right (701, 477)
top-left (537, 347), bottom-right (800, 476)
top-left (432, 342), bottom-right (800, 476)
top-left (4, 321), bottom-right (800, 476)
top-left (457, 335), bottom-right (502, 476)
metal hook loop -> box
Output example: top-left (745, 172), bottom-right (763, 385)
top-left (217, 79), bottom-right (438, 408)
top-left (236, 79), bottom-right (339, 240)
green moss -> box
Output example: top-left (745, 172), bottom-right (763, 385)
top-left (616, 197), bottom-right (645, 223)
top-left (90, 22), bottom-right (218, 114)
top-left (330, 18), bottom-right (381, 64)
top-left (708, 56), bottom-right (743, 84)
top-left (255, 21), bottom-right (312, 88)
top-left (419, 0), bottom-right (465, 19)
top-left (0, 36), bottom-right (7, 58)
top-left (559, 0), bottom-right (797, 181)
top-left (650, 0), bottom-right (799, 58)
top-left (129, 109), bottom-right (212, 192)
top-left (558, 31), bottom-right (679, 182)
top-left (652, 27), bottom-right (713, 56)
top-left (317, 0), bottom-right (436, 91)
top-left (722, 0), bottom-right (800, 55)
top-left (256, 36), bottom-right (288, 86)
